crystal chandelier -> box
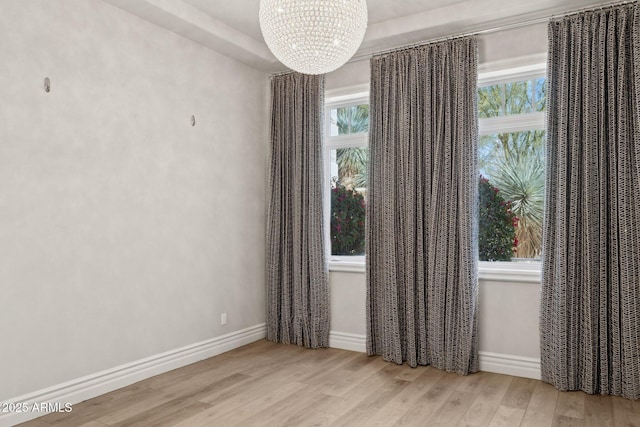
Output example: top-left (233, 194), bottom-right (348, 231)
top-left (259, 0), bottom-right (368, 75)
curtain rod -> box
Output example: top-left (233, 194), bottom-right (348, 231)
top-left (365, 0), bottom-right (635, 59)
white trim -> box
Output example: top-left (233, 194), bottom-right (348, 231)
top-left (479, 267), bottom-right (541, 283)
top-left (478, 54), bottom-right (547, 80)
top-left (329, 331), bottom-right (367, 353)
top-left (327, 333), bottom-right (541, 380)
top-left (325, 84), bottom-right (369, 105)
top-left (479, 351), bottom-right (541, 380)
top-left (329, 261), bottom-right (366, 273)
top-left (329, 255), bottom-right (366, 273)
top-left (325, 133), bottom-right (368, 149)
top-left (0, 324), bottom-right (266, 427)
top-left (479, 112), bottom-right (545, 135)
top-left (479, 261), bottom-right (541, 283)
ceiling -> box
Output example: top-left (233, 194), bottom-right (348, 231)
top-left (102, 0), bottom-right (620, 73)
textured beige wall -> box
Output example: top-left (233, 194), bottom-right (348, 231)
top-left (0, 0), bottom-right (268, 399)
top-left (329, 272), bottom-right (366, 336)
top-left (478, 22), bottom-right (547, 64)
top-left (478, 280), bottom-right (541, 357)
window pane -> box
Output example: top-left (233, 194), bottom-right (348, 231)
top-left (534, 77), bottom-right (547, 112)
top-left (330, 104), bottom-right (369, 136)
top-left (478, 78), bottom-right (547, 118)
top-left (478, 84), bottom-right (503, 118)
top-left (330, 147), bottom-right (367, 255)
top-left (478, 131), bottom-right (545, 261)
top-left (505, 81), bottom-right (533, 114)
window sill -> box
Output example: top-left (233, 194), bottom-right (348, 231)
top-left (479, 263), bottom-right (541, 283)
top-left (329, 256), bottom-right (365, 273)
top-left (329, 260), bottom-right (365, 273)
top-left (329, 259), bottom-right (541, 283)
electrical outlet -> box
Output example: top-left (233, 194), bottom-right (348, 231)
top-left (220, 313), bottom-right (227, 325)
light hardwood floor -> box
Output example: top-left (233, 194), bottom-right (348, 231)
top-left (19, 340), bottom-right (640, 427)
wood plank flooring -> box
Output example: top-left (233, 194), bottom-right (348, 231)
top-left (18, 340), bottom-right (640, 427)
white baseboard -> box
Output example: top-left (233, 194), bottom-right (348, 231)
top-left (479, 351), bottom-right (541, 380)
top-left (0, 323), bottom-right (266, 427)
top-left (329, 331), bottom-right (366, 353)
top-left (327, 332), bottom-right (540, 380)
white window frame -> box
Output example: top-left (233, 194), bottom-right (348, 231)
top-left (477, 63), bottom-right (546, 283)
top-left (324, 85), bottom-right (369, 273)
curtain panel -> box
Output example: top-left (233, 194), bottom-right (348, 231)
top-left (541, 3), bottom-right (640, 399)
top-left (366, 37), bottom-right (480, 374)
top-left (266, 72), bottom-right (329, 349)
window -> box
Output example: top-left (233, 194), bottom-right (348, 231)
top-left (478, 66), bottom-right (546, 267)
top-left (325, 87), bottom-right (369, 270)
top-left (324, 68), bottom-right (546, 278)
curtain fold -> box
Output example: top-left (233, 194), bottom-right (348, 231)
top-left (541, 3), bottom-right (640, 399)
top-left (266, 72), bottom-right (329, 349)
top-left (366, 37), bottom-right (479, 374)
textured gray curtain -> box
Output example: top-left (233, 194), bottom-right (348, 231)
top-left (366, 37), bottom-right (479, 374)
top-left (541, 3), bottom-right (640, 399)
top-left (266, 72), bottom-right (329, 349)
